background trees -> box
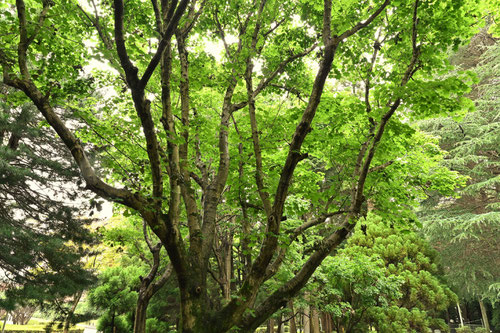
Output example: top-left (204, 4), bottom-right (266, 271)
top-left (0, 0), bottom-right (484, 331)
top-left (419, 31), bottom-right (500, 331)
top-left (317, 215), bottom-right (457, 332)
top-left (0, 95), bottom-right (95, 317)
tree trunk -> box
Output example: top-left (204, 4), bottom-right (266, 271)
top-left (276, 314), bottom-right (283, 333)
top-left (288, 301), bottom-right (297, 333)
top-left (267, 318), bottom-right (275, 333)
top-left (1, 312), bottom-right (8, 333)
top-left (63, 291), bottom-right (83, 333)
top-left (322, 312), bottom-right (332, 333)
top-left (133, 297), bottom-right (148, 333)
top-left (304, 306), bottom-right (310, 333)
top-left (311, 307), bottom-right (320, 333)
top-left (479, 298), bottom-right (491, 332)
top-left (457, 301), bottom-right (464, 327)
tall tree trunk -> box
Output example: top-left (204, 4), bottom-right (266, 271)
top-left (63, 291), bottom-right (83, 333)
top-left (133, 297), bottom-right (148, 333)
top-left (1, 312), bottom-right (8, 333)
top-left (311, 307), bottom-right (320, 333)
top-left (267, 318), bottom-right (275, 333)
top-left (304, 306), bottom-right (310, 333)
top-left (288, 301), bottom-right (297, 333)
top-left (479, 299), bottom-right (491, 332)
top-left (322, 312), bottom-right (332, 333)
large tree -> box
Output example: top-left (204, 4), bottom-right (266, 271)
top-left (419, 33), bottom-right (500, 331)
top-left (0, 0), bottom-right (479, 331)
top-left (0, 95), bottom-right (95, 314)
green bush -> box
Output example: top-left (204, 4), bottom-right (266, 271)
top-left (474, 328), bottom-right (488, 333)
top-left (456, 326), bottom-right (473, 333)
top-left (96, 312), bottom-right (130, 333)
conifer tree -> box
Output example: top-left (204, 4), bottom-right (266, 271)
top-left (419, 33), bottom-right (500, 330)
top-left (312, 214), bottom-right (456, 332)
top-left (0, 93), bottom-right (95, 315)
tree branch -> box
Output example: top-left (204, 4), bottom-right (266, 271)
top-left (337, 0), bottom-right (391, 42)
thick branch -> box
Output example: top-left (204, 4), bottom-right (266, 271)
top-left (176, 31), bottom-right (202, 257)
top-left (139, 0), bottom-right (190, 88)
top-left (113, 0), bottom-right (139, 87)
top-left (15, 0), bottom-right (30, 79)
top-left (244, 0), bottom-right (272, 217)
top-left (3, 77), bottom-right (155, 222)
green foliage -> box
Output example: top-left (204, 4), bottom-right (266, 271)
top-left (456, 326), bottom-right (474, 333)
top-left (473, 327), bottom-right (489, 333)
top-left (0, 100), bottom-right (96, 313)
top-left (0, 0), bottom-right (487, 330)
top-left (419, 40), bottom-right (500, 302)
top-left (314, 253), bottom-right (403, 332)
top-left (88, 266), bottom-right (140, 333)
top-left (312, 214), bottom-right (456, 332)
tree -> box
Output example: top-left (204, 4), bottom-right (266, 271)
top-left (96, 216), bottom-right (174, 332)
top-left (89, 266), bottom-right (140, 333)
top-left (419, 32), bottom-right (500, 331)
top-left (0, 94), bottom-right (95, 316)
top-left (0, 0), bottom-right (479, 331)
top-left (312, 214), bottom-right (456, 332)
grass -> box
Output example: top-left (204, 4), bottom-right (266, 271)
top-left (2, 319), bottom-right (85, 332)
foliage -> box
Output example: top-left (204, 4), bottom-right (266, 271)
top-left (419, 39), bottom-right (500, 302)
top-left (0, 0), bottom-right (484, 331)
top-left (473, 327), bottom-right (489, 333)
top-left (314, 252), bottom-right (403, 332)
top-left (312, 214), bottom-right (456, 332)
top-left (456, 327), bottom-right (474, 333)
top-left (0, 97), bottom-right (96, 314)
top-left (88, 266), bottom-right (140, 333)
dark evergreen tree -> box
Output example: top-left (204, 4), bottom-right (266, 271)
top-left (419, 33), bottom-right (500, 330)
top-left (0, 88), bottom-right (96, 317)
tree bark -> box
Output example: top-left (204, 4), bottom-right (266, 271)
top-left (63, 291), bottom-right (83, 333)
top-left (288, 301), bottom-right (297, 333)
top-left (479, 299), bottom-right (491, 332)
top-left (304, 306), bottom-right (310, 333)
top-left (134, 297), bottom-right (148, 333)
top-left (266, 318), bottom-right (275, 333)
top-left (311, 307), bottom-right (320, 333)
top-left (322, 312), bottom-right (332, 333)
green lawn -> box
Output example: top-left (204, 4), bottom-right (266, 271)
top-left (2, 319), bottom-right (85, 332)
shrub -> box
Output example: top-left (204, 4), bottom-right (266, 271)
top-left (474, 328), bottom-right (489, 333)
